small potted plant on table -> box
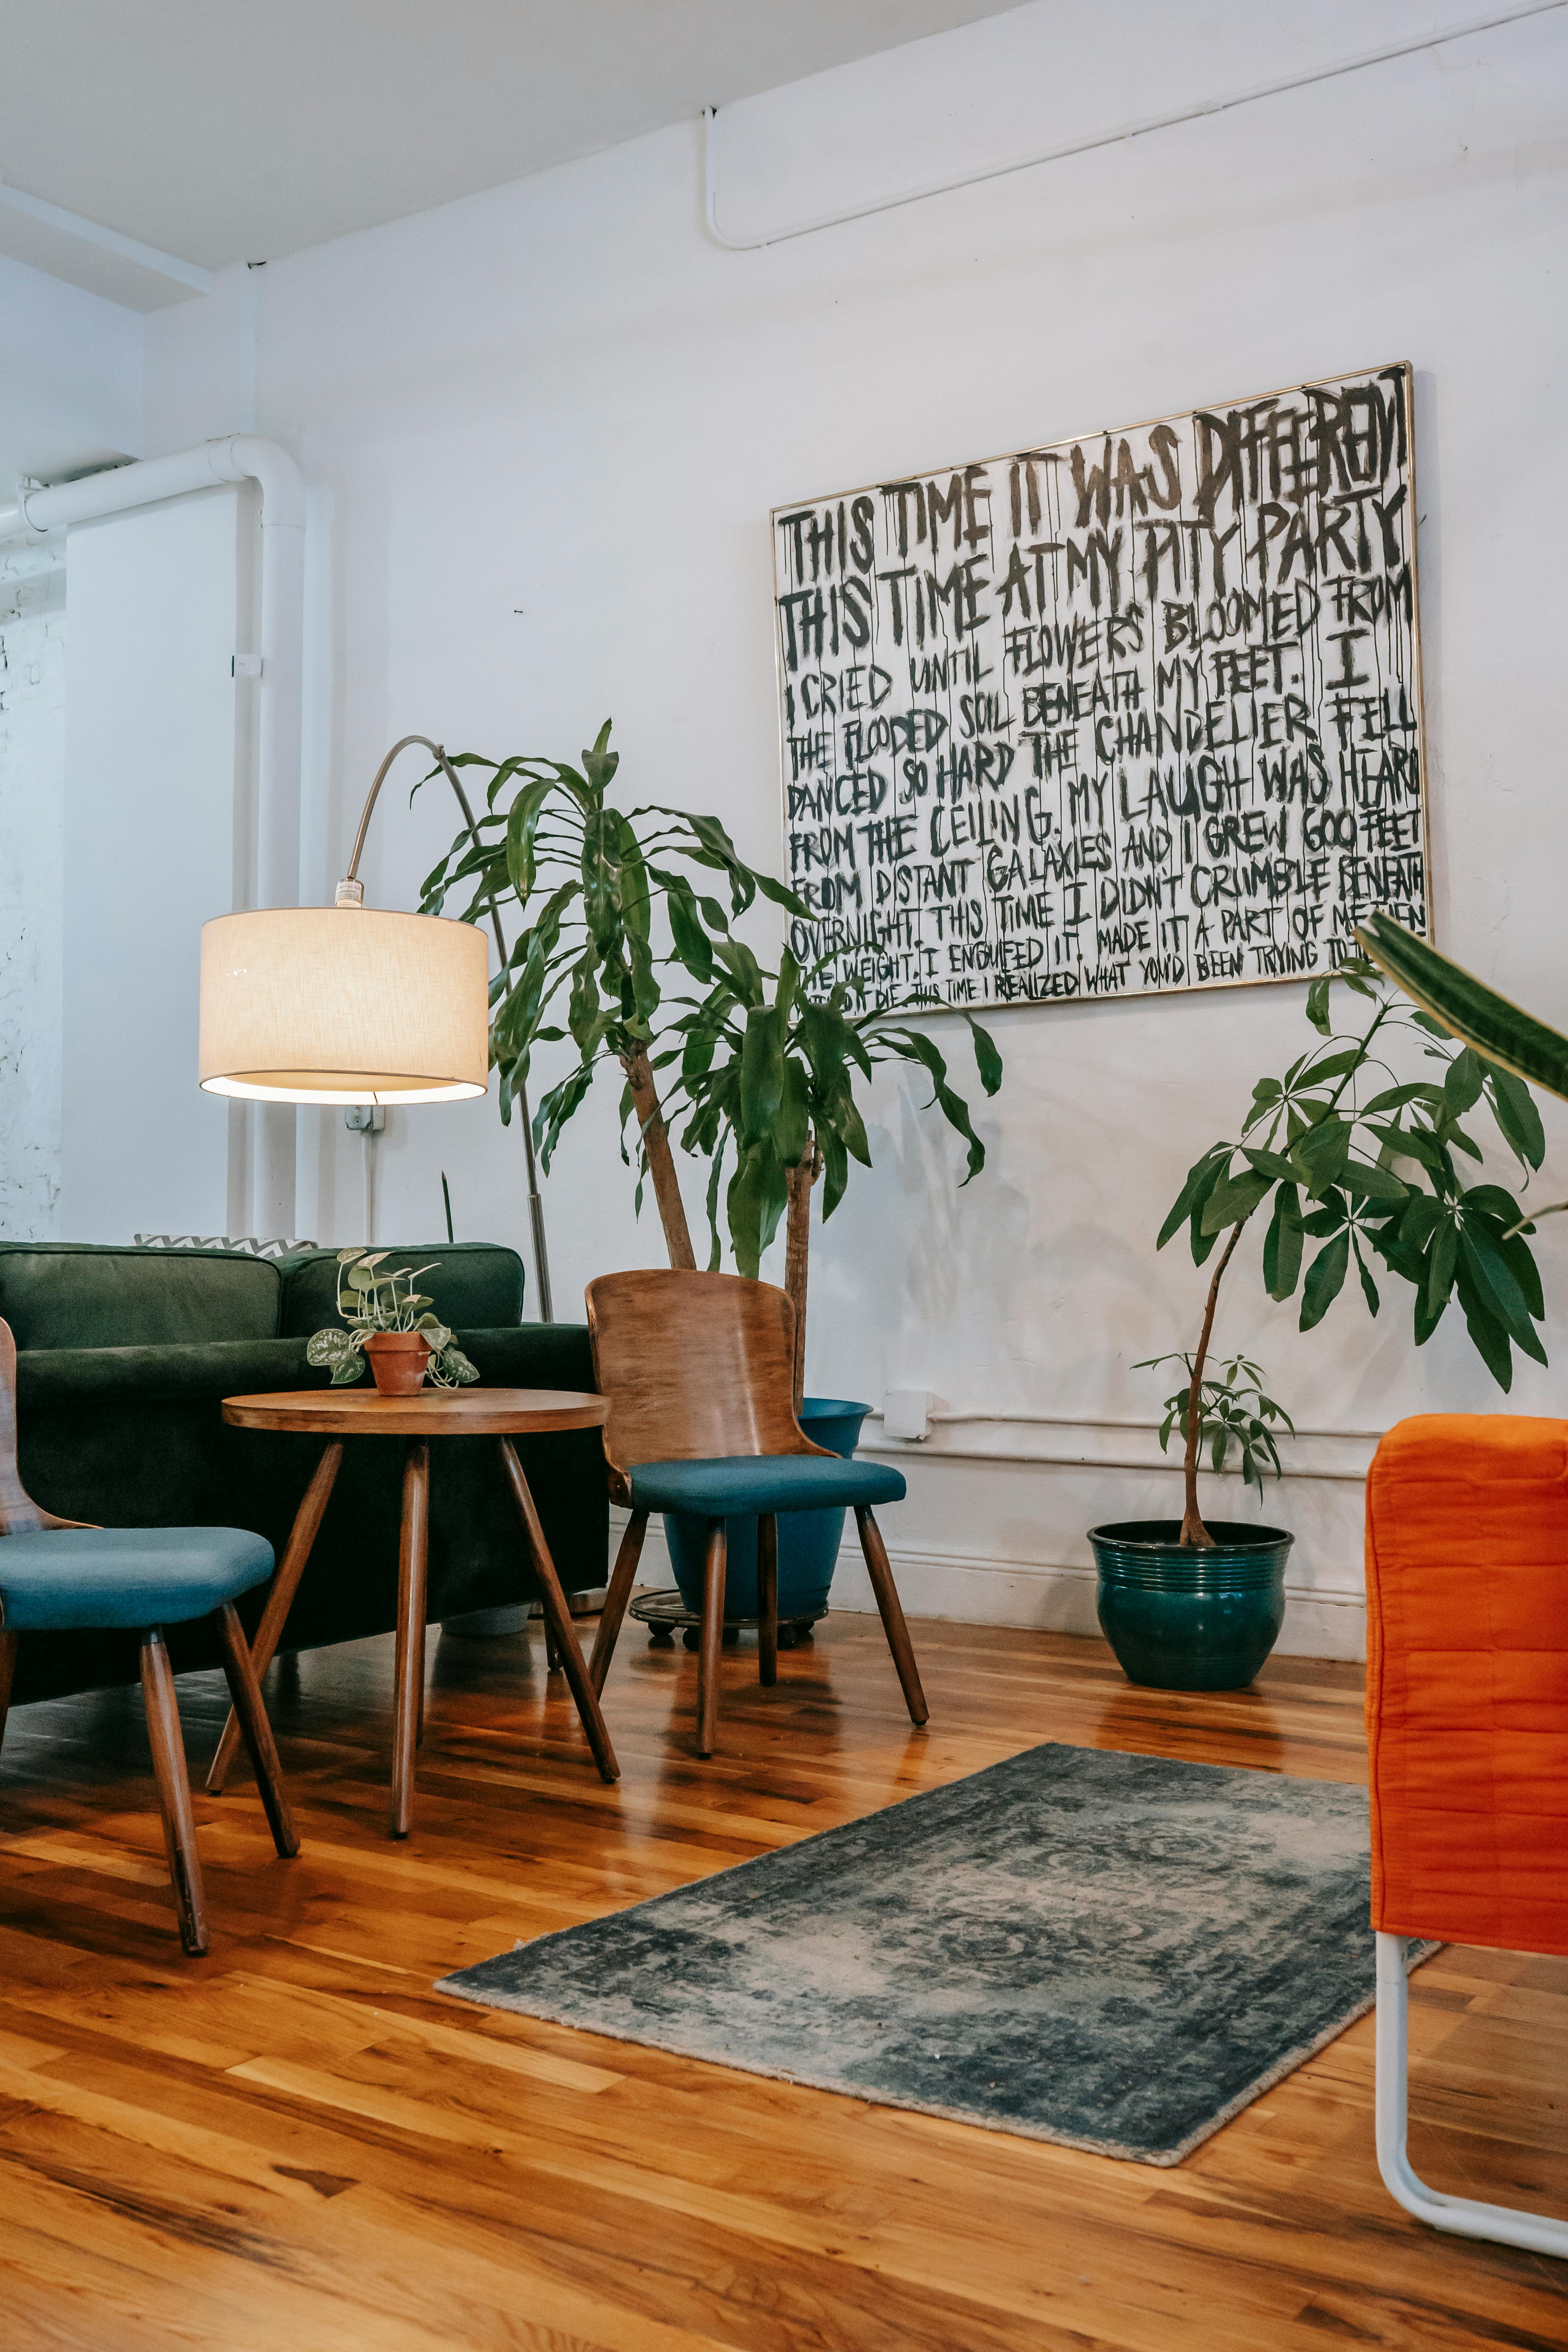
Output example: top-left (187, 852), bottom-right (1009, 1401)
top-left (1096, 951), bottom-right (1551, 1690)
top-left (307, 1250), bottom-right (480, 1395)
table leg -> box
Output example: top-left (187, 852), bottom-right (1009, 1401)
top-left (207, 1439), bottom-right (343, 1795)
top-left (390, 1438), bottom-right (430, 1838)
top-left (495, 1438), bottom-right (619, 1784)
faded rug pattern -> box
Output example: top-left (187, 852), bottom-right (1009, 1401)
top-left (440, 1742), bottom-right (1406, 2163)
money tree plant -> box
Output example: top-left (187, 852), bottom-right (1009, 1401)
top-left (416, 721), bottom-right (809, 1268)
top-left (1157, 950), bottom-right (1549, 1548)
top-left (668, 950), bottom-right (1002, 1405)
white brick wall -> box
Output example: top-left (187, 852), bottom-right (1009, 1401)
top-left (0, 549), bottom-right (65, 1240)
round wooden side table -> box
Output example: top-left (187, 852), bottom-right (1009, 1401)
top-left (210, 1385), bottom-right (612, 1838)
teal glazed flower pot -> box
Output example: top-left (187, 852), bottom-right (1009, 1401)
top-left (664, 1398), bottom-right (869, 1620)
top-left (1087, 1520), bottom-right (1293, 1692)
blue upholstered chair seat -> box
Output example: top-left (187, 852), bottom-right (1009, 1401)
top-left (628, 1454), bottom-right (906, 1517)
top-left (0, 1525), bottom-right (274, 1631)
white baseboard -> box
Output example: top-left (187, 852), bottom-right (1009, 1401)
top-left (616, 1517), bottom-right (1366, 1663)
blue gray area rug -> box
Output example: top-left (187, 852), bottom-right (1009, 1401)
top-left (439, 1743), bottom-right (1417, 2165)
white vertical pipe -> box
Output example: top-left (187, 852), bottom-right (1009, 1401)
top-left (0, 437), bottom-right (307, 1240)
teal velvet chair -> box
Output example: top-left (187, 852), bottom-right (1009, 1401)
top-left (0, 1319), bottom-right (298, 1955)
top-left (0, 1241), bottom-right (607, 1710)
top-left (584, 1269), bottom-right (926, 1756)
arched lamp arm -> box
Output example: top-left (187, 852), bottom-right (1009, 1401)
top-left (337, 733), bottom-right (509, 971)
top-left (334, 734), bottom-right (554, 1323)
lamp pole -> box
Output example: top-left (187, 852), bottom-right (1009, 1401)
top-left (342, 735), bottom-right (554, 1323)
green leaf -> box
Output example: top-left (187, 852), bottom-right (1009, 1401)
top-left (1157, 1149), bottom-right (1227, 1251)
top-left (1340, 1158), bottom-right (1408, 1204)
top-left (885, 1027), bottom-right (987, 1184)
top-left (1444, 1046), bottom-right (1485, 1116)
top-left (1484, 1063), bottom-right (1546, 1171)
top-left (966, 1016), bottom-right (1004, 1096)
top-left (1352, 1234), bottom-right (1380, 1316)
top-left (739, 1006), bottom-right (786, 1145)
top-left (773, 1054), bottom-right (811, 1167)
top-left (1305, 976), bottom-right (1332, 1036)
top-left (663, 878), bottom-right (714, 984)
top-left (1455, 1264), bottom-right (1514, 1391)
top-left (1200, 1170), bottom-right (1272, 1235)
top-left (503, 777), bottom-right (554, 901)
top-left (1299, 1230), bottom-right (1350, 1330)
top-left (1426, 1215), bottom-right (1459, 1318)
top-left (1262, 1184), bottom-right (1304, 1301)
top-left (726, 1140), bottom-right (789, 1278)
top-left (1291, 1117), bottom-right (1352, 1197)
top-left (1461, 1225), bottom-right (1540, 1352)
top-left (1357, 915), bottom-right (1568, 1104)
top-left (1241, 1147), bottom-right (1298, 1184)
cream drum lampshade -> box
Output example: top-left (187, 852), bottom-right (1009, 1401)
top-left (199, 905), bottom-right (489, 1104)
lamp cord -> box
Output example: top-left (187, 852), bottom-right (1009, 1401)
top-left (342, 734), bottom-right (554, 1321)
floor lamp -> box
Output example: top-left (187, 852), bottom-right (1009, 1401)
top-left (196, 734), bottom-right (554, 1321)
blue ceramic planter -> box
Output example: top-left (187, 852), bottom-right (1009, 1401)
top-left (664, 1398), bottom-right (870, 1619)
top-left (1088, 1519), bottom-right (1292, 1692)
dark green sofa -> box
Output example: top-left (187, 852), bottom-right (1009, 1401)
top-left (1, 1241), bottom-right (607, 1706)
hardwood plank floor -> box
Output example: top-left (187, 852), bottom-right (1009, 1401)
top-left (0, 1609), bottom-right (1564, 2351)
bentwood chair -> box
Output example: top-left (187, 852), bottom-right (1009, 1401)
top-left (1366, 1414), bottom-right (1568, 2258)
top-left (0, 1318), bottom-right (298, 1955)
top-left (583, 1269), bottom-right (927, 1755)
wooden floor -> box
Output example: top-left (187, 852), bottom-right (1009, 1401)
top-left (0, 1609), bottom-right (1564, 2352)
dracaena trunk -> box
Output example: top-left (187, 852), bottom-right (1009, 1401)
top-left (784, 1142), bottom-right (822, 1414)
top-left (620, 1047), bottom-right (695, 1270)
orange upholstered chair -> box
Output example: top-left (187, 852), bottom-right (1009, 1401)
top-left (1366, 1414), bottom-right (1568, 2256)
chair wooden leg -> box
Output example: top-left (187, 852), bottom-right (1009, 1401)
top-left (497, 1439), bottom-right (620, 1784)
top-left (0, 1627), bottom-right (17, 1762)
top-left (214, 1603), bottom-right (299, 1860)
top-left (208, 1438), bottom-right (342, 1793)
top-left (757, 1513), bottom-right (778, 1687)
top-left (855, 1506), bottom-right (928, 1726)
top-left (544, 1620), bottom-right (562, 1674)
top-left (140, 1629), bottom-right (210, 1956)
top-left (390, 1438), bottom-right (430, 1839)
top-left (589, 1510), bottom-right (647, 1697)
top-left (697, 1520), bottom-right (727, 1757)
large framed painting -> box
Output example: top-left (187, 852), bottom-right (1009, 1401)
top-left (771, 362), bottom-right (1427, 1012)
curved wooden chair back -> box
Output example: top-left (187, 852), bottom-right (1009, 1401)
top-left (585, 1270), bottom-right (828, 1500)
top-left (0, 1318), bottom-right (73, 1536)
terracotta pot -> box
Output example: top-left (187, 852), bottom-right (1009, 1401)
top-left (363, 1330), bottom-right (433, 1396)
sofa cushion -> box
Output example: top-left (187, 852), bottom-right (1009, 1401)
top-left (0, 1243), bottom-right (283, 1351)
top-left (278, 1241), bottom-right (526, 1338)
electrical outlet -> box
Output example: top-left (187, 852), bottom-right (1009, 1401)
top-left (883, 1388), bottom-right (932, 1441)
top-left (343, 1105), bottom-right (385, 1133)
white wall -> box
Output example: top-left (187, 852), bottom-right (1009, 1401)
top-left (0, 548), bottom-right (66, 1238)
top-left (0, 253), bottom-right (143, 1240)
top-left (134, 0), bottom-right (1568, 1651)
top-left (60, 489), bottom-right (245, 1241)
top-left (0, 248), bottom-right (142, 492)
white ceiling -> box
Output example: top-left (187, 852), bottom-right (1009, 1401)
top-left (0, 1), bottom-right (1020, 310)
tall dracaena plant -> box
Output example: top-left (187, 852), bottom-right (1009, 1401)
top-left (416, 722), bottom-right (810, 1266)
top-left (1158, 951), bottom-right (1549, 1549)
top-left (667, 955), bottom-right (1002, 1406)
